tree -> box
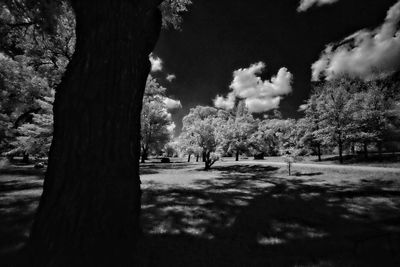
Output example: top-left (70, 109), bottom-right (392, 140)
top-left (180, 106), bottom-right (223, 170)
top-left (217, 101), bottom-right (257, 161)
top-left (7, 91), bottom-right (54, 160)
top-left (298, 94), bottom-right (324, 161)
top-left (0, 53), bottom-right (52, 159)
top-left (249, 118), bottom-right (295, 157)
top-left (313, 77), bottom-right (356, 163)
top-left (140, 76), bottom-right (174, 163)
top-left (351, 79), bottom-right (399, 159)
top-left (1, 0), bottom-right (191, 265)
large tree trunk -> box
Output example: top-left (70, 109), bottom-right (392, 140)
top-left (235, 150), bottom-right (239, 161)
top-left (26, 1), bottom-right (162, 266)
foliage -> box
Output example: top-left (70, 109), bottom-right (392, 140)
top-left (179, 106), bottom-right (224, 169)
top-left (141, 76), bottom-right (175, 161)
top-left (8, 91), bottom-right (54, 158)
top-left (217, 102), bottom-right (258, 160)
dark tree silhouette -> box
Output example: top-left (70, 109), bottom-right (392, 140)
top-left (25, 1), bottom-right (163, 265)
top-left (0, 0), bottom-right (192, 265)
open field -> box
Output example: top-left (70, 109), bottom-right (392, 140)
top-left (1, 160), bottom-right (400, 266)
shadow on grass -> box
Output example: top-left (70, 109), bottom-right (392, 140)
top-left (316, 153), bottom-right (400, 164)
top-left (1, 164), bottom-right (400, 266)
top-left (0, 165), bottom-right (43, 265)
top-left (140, 165), bottom-right (400, 266)
top-left (140, 162), bottom-right (194, 175)
top-left (294, 172), bottom-right (323, 177)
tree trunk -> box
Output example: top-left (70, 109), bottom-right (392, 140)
top-left (141, 148), bottom-right (148, 163)
top-left (235, 150), bottom-right (239, 161)
top-left (364, 142), bottom-right (368, 159)
top-left (196, 155), bottom-right (199, 162)
top-left (204, 152), bottom-right (211, 170)
top-left (187, 154), bottom-right (191, 162)
top-left (26, 1), bottom-right (162, 266)
top-left (378, 142), bottom-right (383, 162)
top-left (202, 151), bottom-right (206, 162)
top-left (317, 144), bottom-right (322, 162)
top-left (22, 153), bottom-right (30, 164)
top-left (338, 137), bottom-right (343, 164)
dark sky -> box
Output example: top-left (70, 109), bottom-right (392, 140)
top-left (152, 0), bottom-right (398, 133)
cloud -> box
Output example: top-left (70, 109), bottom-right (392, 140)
top-left (297, 0), bottom-right (339, 12)
top-left (164, 97), bottom-right (182, 110)
top-left (312, 1), bottom-right (400, 80)
top-left (298, 104), bottom-right (308, 112)
top-left (214, 62), bottom-right (293, 113)
top-left (166, 74), bottom-right (176, 82)
top-left (214, 92), bottom-right (235, 110)
top-left (149, 53), bottom-right (163, 72)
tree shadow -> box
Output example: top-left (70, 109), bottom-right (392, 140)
top-left (140, 165), bottom-right (400, 266)
top-left (1, 164), bottom-right (400, 266)
top-left (294, 171), bottom-right (323, 177)
top-left (140, 162), bottom-right (195, 175)
top-left (317, 153), bottom-right (400, 164)
top-left (0, 177), bottom-right (41, 264)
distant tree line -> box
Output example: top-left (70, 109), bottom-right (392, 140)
top-left (177, 74), bottom-right (400, 169)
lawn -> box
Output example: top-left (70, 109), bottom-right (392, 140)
top-left (1, 160), bottom-right (400, 266)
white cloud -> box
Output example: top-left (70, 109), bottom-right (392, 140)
top-left (149, 53), bottom-right (163, 72)
top-left (214, 92), bottom-right (235, 110)
top-left (164, 97), bottom-right (182, 110)
top-left (312, 1), bottom-right (400, 80)
top-left (214, 62), bottom-right (293, 113)
top-left (297, 0), bottom-right (339, 12)
top-left (298, 104), bottom-right (309, 112)
top-left (166, 74), bottom-right (176, 82)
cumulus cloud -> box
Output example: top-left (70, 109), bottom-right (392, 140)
top-left (164, 97), bottom-right (182, 110)
top-left (149, 53), bottom-right (163, 72)
top-left (312, 1), bottom-right (400, 81)
top-left (166, 74), bottom-right (176, 82)
top-left (297, 0), bottom-right (339, 12)
top-left (214, 92), bottom-right (236, 110)
top-left (214, 62), bottom-right (293, 113)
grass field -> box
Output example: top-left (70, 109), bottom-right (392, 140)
top-left (1, 159), bottom-right (400, 266)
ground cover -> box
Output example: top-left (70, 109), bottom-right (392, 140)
top-left (1, 160), bottom-right (400, 266)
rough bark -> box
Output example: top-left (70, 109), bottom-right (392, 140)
top-left (26, 1), bottom-right (162, 266)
